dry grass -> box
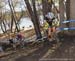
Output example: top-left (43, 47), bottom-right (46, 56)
top-left (0, 29), bottom-right (35, 41)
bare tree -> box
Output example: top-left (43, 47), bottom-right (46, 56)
top-left (8, 0), bottom-right (24, 33)
top-left (24, 0), bottom-right (42, 39)
top-left (0, 8), bottom-right (7, 33)
top-left (42, 0), bottom-right (48, 18)
top-left (42, 0), bottom-right (53, 19)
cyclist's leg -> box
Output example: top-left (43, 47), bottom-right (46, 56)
top-left (48, 27), bottom-right (51, 37)
top-left (47, 20), bottom-right (55, 41)
top-left (48, 27), bottom-right (53, 40)
top-left (52, 26), bottom-right (56, 32)
top-left (52, 26), bottom-right (59, 43)
top-left (51, 26), bottom-right (56, 40)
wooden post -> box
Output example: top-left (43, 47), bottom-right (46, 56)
top-left (70, 0), bottom-right (75, 27)
top-left (66, 0), bottom-right (70, 27)
top-left (59, 0), bottom-right (65, 27)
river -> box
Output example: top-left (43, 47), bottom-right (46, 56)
top-left (0, 15), bottom-right (43, 33)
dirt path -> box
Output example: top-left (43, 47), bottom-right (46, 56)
top-left (15, 44), bottom-right (52, 61)
top-left (40, 36), bottom-right (75, 61)
top-left (0, 35), bottom-right (75, 61)
top-left (15, 36), bottom-right (75, 61)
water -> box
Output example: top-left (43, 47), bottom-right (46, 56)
top-left (0, 15), bottom-right (44, 33)
top-left (20, 15), bottom-right (44, 30)
top-left (20, 17), bottom-right (34, 30)
top-left (0, 17), bottom-right (33, 33)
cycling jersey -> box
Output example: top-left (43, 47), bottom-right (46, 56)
top-left (45, 12), bottom-right (59, 27)
top-left (45, 12), bottom-right (55, 27)
top-left (43, 21), bottom-right (49, 30)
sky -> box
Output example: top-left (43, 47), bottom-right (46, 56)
top-left (1, 0), bottom-right (43, 12)
top-left (1, 0), bottom-right (26, 12)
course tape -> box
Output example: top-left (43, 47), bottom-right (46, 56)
top-left (59, 27), bottom-right (75, 31)
top-left (62, 20), bottom-right (75, 23)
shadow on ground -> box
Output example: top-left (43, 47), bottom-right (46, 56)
top-left (15, 42), bottom-right (52, 61)
top-left (15, 34), bottom-right (75, 61)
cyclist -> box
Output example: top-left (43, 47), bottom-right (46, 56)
top-left (16, 32), bottom-right (25, 48)
top-left (45, 11), bottom-right (57, 41)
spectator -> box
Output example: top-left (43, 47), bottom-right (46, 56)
top-left (16, 32), bottom-right (25, 48)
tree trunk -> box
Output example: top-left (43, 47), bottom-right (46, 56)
top-left (66, 0), bottom-right (70, 27)
top-left (8, 0), bottom-right (20, 32)
top-left (2, 20), bottom-right (7, 33)
top-left (1, 23), bottom-right (5, 33)
top-left (59, 0), bottom-right (65, 27)
top-left (24, 0), bottom-right (42, 39)
top-left (42, 0), bottom-right (52, 19)
top-left (42, 0), bottom-right (48, 18)
top-left (66, 0), bottom-right (70, 20)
